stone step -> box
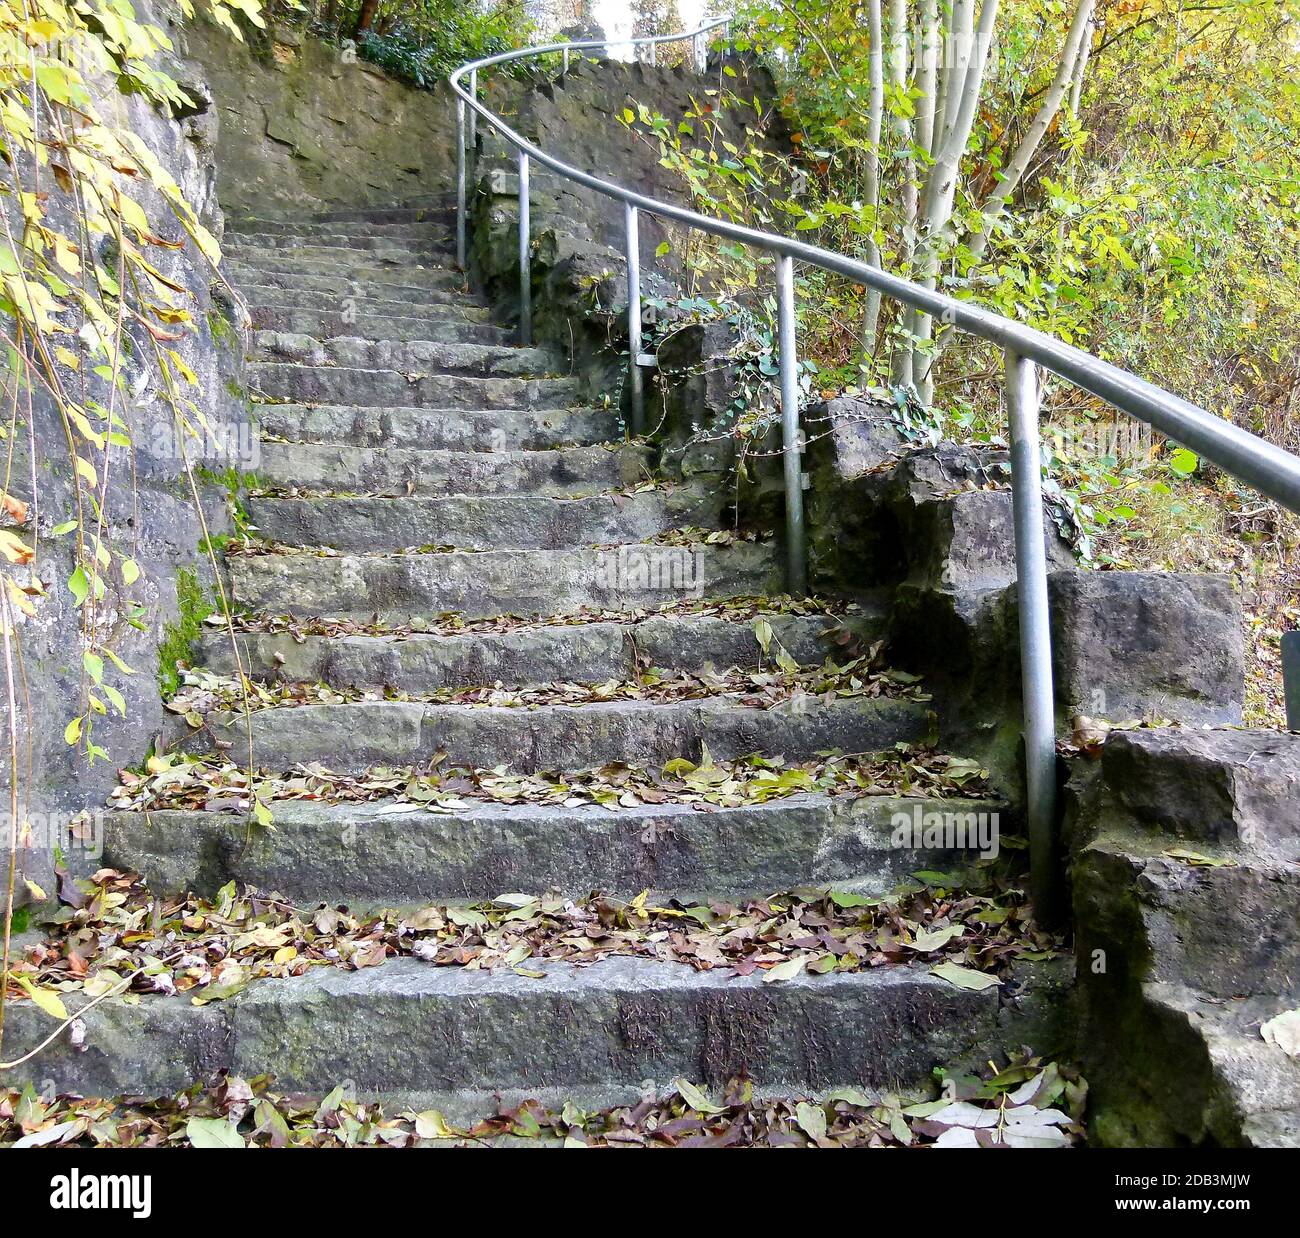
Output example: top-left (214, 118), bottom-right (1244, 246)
top-left (106, 792), bottom-right (1002, 906)
top-left (249, 306), bottom-right (511, 345)
top-left (229, 219), bottom-right (454, 242)
top-left (243, 489), bottom-right (721, 553)
top-left (248, 365), bottom-right (580, 410)
top-left (229, 540), bottom-right (779, 621)
top-left (223, 247), bottom-right (452, 275)
top-left (228, 263), bottom-right (460, 296)
top-left (255, 440), bottom-right (648, 497)
top-left (2, 954), bottom-right (1060, 1115)
top-left (198, 608), bottom-right (858, 691)
top-left (255, 404), bottom-right (621, 452)
top-left (230, 206), bottom-right (455, 230)
top-left (250, 333), bottom-right (555, 377)
top-left (195, 694), bottom-right (931, 774)
top-left (237, 285), bottom-right (490, 317)
top-left (230, 230), bottom-right (453, 253)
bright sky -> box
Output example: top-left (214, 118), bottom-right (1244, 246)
top-left (590, 0), bottom-right (708, 54)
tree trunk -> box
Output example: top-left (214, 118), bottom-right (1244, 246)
top-left (861, 0), bottom-right (885, 354)
top-left (354, 0), bottom-right (380, 37)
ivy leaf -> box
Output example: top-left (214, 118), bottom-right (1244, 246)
top-left (184, 1117), bottom-right (246, 1149)
top-left (930, 961), bottom-right (1000, 992)
top-left (674, 1078), bottom-right (726, 1114)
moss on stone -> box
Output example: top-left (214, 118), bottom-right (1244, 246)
top-left (158, 568), bottom-right (213, 697)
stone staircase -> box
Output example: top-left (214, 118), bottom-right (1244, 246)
top-left (6, 201), bottom-right (1067, 1118)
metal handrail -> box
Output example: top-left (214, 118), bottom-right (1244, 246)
top-left (449, 18), bottom-right (1300, 916)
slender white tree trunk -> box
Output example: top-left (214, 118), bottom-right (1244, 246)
top-left (963, 0), bottom-right (1096, 264)
top-left (911, 0), bottom-right (999, 404)
top-left (887, 0), bottom-right (917, 387)
top-left (862, 0), bottom-right (886, 353)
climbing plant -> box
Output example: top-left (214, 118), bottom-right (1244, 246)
top-left (0, 0), bottom-right (268, 1062)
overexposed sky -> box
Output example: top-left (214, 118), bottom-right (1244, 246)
top-left (591, 0), bottom-right (708, 53)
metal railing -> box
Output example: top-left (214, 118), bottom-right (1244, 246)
top-left (450, 18), bottom-right (1300, 915)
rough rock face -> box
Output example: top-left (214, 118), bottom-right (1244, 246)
top-left (1070, 730), bottom-right (1300, 1146)
top-left (180, 16), bottom-right (457, 215)
top-left (1100, 729), bottom-right (1298, 863)
top-left (469, 53), bottom-right (785, 403)
top-left (1048, 572), bottom-right (1244, 727)
top-left (0, 2), bottom-right (250, 902)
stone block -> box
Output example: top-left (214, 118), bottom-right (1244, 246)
top-left (1102, 728), bottom-right (1299, 861)
top-left (1049, 571), bottom-right (1244, 726)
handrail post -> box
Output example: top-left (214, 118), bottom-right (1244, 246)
top-left (517, 149), bottom-right (532, 346)
top-left (1006, 348), bottom-right (1060, 922)
top-left (648, 41), bottom-right (657, 67)
top-left (467, 69), bottom-right (477, 161)
top-left (455, 96), bottom-right (467, 270)
top-left (776, 254), bottom-right (807, 596)
top-left (562, 45), bottom-right (569, 73)
top-left (624, 203), bottom-right (644, 436)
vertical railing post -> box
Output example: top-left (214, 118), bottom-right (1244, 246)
top-left (1006, 348), bottom-right (1059, 921)
top-left (562, 45), bottom-right (570, 73)
top-left (776, 254), bottom-right (807, 596)
top-left (517, 149), bottom-right (531, 346)
top-left (624, 203), bottom-right (644, 437)
top-left (467, 69), bottom-right (477, 161)
top-left (455, 96), bottom-right (467, 270)
top-left (1283, 631), bottom-right (1299, 731)
top-left (648, 40), bottom-right (657, 66)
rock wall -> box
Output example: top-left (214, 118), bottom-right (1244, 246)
top-left (1069, 730), bottom-right (1300, 1146)
top-left (469, 54), bottom-right (785, 402)
top-left (0, 3), bottom-right (252, 904)
top-left (179, 15), bottom-right (458, 217)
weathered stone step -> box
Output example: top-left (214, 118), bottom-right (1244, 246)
top-left (229, 540), bottom-right (779, 621)
top-left (106, 792), bottom-right (1001, 906)
top-left (229, 219), bottom-right (453, 242)
top-left (249, 365), bottom-right (579, 410)
top-left (2, 955), bottom-right (1061, 1115)
top-left (228, 263), bottom-right (460, 296)
top-left (243, 489), bottom-right (720, 553)
top-left (255, 404), bottom-right (620, 452)
top-left (237, 285), bottom-right (489, 317)
top-left (230, 206), bottom-right (455, 230)
top-left (196, 695), bottom-right (930, 774)
top-left (250, 306), bottom-right (511, 345)
top-left (230, 230), bottom-right (452, 254)
top-left (228, 247), bottom-right (457, 275)
top-left (199, 608), bottom-right (856, 691)
top-left (250, 332), bottom-right (555, 377)
top-left (255, 440), bottom-right (648, 497)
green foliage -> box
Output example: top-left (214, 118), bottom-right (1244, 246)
top-left (629, 0), bottom-right (1300, 556)
top-left (308, 1), bottom-right (532, 88)
top-left (158, 569), bottom-right (214, 698)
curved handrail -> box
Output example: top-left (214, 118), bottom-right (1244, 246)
top-left (450, 27), bottom-right (1300, 515)
top-left (449, 17), bottom-right (1300, 915)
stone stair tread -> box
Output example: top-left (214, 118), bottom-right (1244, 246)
top-left (227, 244), bottom-right (452, 263)
top-left (249, 364), bottom-right (580, 410)
top-left (3, 953), bottom-right (1058, 1113)
top-left (105, 791), bottom-right (1005, 906)
top-left (254, 404), bottom-right (621, 452)
top-left (228, 540), bottom-right (780, 620)
top-left (236, 285), bottom-right (488, 314)
top-left (230, 206), bottom-right (455, 229)
top-left (241, 489), bottom-right (720, 552)
top-left (198, 604), bottom-right (869, 690)
top-left (249, 308), bottom-right (510, 344)
top-left (229, 267), bottom-right (462, 296)
top-left (229, 231), bottom-right (452, 250)
top-left (250, 332), bottom-right (556, 376)
top-left (195, 694), bottom-right (932, 774)
top-left (254, 440), bottom-right (649, 496)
